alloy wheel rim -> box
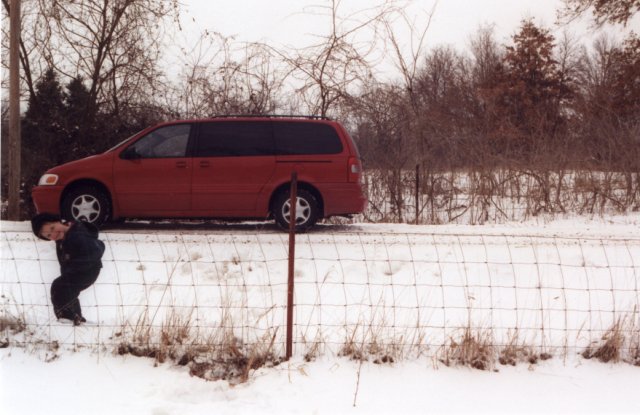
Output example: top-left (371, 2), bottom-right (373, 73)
top-left (71, 194), bottom-right (101, 222)
top-left (282, 197), bottom-right (311, 225)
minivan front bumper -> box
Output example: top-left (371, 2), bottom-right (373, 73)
top-left (32, 185), bottom-right (63, 215)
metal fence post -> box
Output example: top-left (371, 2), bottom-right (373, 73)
top-left (286, 171), bottom-right (297, 360)
top-left (415, 164), bottom-right (420, 225)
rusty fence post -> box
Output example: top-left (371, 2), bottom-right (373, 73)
top-left (286, 171), bottom-right (298, 360)
top-left (415, 164), bottom-right (420, 225)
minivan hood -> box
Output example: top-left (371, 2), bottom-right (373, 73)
top-left (46, 153), bottom-right (109, 174)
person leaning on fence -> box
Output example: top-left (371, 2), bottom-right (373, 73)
top-left (31, 213), bottom-right (105, 326)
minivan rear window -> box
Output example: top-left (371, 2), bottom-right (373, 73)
top-left (196, 121), bottom-right (274, 157)
top-left (274, 122), bottom-right (343, 155)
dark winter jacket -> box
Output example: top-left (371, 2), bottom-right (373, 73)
top-left (55, 222), bottom-right (106, 277)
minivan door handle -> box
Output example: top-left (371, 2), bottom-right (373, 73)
top-left (175, 161), bottom-right (187, 168)
top-left (199, 160), bottom-right (210, 168)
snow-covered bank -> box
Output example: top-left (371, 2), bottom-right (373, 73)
top-left (1, 348), bottom-right (639, 415)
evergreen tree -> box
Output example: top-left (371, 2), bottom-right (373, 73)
top-left (23, 69), bottom-right (66, 154)
top-left (64, 77), bottom-right (98, 158)
top-left (21, 69), bottom-right (68, 215)
top-left (610, 33), bottom-right (640, 121)
top-left (22, 69), bottom-right (67, 169)
top-left (489, 20), bottom-right (572, 159)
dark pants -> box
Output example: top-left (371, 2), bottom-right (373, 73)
top-left (50, 268), bottom-right (100, 320)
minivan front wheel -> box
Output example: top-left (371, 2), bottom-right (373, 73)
top-left (273, 189), bottom-right (319, 231)
top-left (61, 185), bottom-right (110, 227)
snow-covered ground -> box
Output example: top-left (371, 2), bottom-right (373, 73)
top-left (1, 348), bottom-right (639, 415)
top-left (1, 214), bottom-right (639, 414)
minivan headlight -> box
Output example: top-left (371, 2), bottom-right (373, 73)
top-left (38, 174), bottom-right (59, 186)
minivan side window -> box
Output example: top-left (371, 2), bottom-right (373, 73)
top-left (125, 124), bottom-right (191, 158)
top-left (274, 122), bottom-right (343, 155)
top-left (196, 121), bottom-right (274, 157)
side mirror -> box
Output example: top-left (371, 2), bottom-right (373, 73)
top-left (120, 146), bottom-right (140, 160)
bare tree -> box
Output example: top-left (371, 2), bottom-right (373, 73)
top-left (2, 0), bottom-right (179, 115)
top-left (558, 0), bottom-right (640, 26)
top-left (272, 0), bottom-right (391, 117)
top-left (381, 2), bottom-right (436, 111)
top-left (467, 25), bottom-right (507, 162)
top-left (469, 25), bottom-right (503, 89)
top-left (172, 32), bottom-right (286, 117)
top-left (574, 33), bottom-right (640, 162)
top-left (1, 0), bottom-right (52, 100)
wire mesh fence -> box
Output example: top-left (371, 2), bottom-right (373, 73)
top-left (362, 169), bottom-right (640, 225)
top-left (1, 228), bottom-right (639, 359)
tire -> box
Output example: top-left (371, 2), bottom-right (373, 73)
top-left (273, 189), bottom-right (319, 231)
top-left (61, 185), bottom-right (110, 227)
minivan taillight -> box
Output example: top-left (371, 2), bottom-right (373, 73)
top-left (348, 157), bottom-right (361, 183)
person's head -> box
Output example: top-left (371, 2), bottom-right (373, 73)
top-left (31, 213), bottom-right (69, 241)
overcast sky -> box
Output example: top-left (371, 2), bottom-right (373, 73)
top-left (168, 0), bottom-right (638, 82)
top-left (179, 0), bottom-right (637, 48)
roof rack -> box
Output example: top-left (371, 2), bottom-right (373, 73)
top-left (209, 114), bottom-right (332, 121)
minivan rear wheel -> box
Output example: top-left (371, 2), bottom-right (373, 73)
top-left (61, 185), bottom-right (110, 227)
top-left (273, 189), bottom-right (319, 231)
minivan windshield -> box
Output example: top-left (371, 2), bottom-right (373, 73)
top-left (106, 130), bottom-right (144, 153)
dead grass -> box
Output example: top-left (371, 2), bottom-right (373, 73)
top-left (582, 315), bottom-right (640, 365)
top-left (438, 327), bottom-right (495, 371)
top-left (582, 322), bottom-right (624, 363)
top-left (338, 325), bottom-right (398, 365)
top-left (629, 329), bottom-right (640, 366)
top-left (188, 329), bottom-right (280, 384)
top-left (0, 312), bottom-right (26, 348)
top-left (498, 330), bottom-right (552, 366)
top-left (0, 314), bottom-right (25, 333)
top-left (115, 309), bottom-right (281, 384)
top-left (301, 333), bottom-right (325, 362)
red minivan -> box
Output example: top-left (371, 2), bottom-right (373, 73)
top-left (32, 116), bottom-right (366, 230)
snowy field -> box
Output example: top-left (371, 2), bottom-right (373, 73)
top-left (1, 214), bottom-right (639, 414)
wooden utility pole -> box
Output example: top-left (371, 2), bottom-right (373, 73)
top-left (8, 0), bottom-right (22, 220)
